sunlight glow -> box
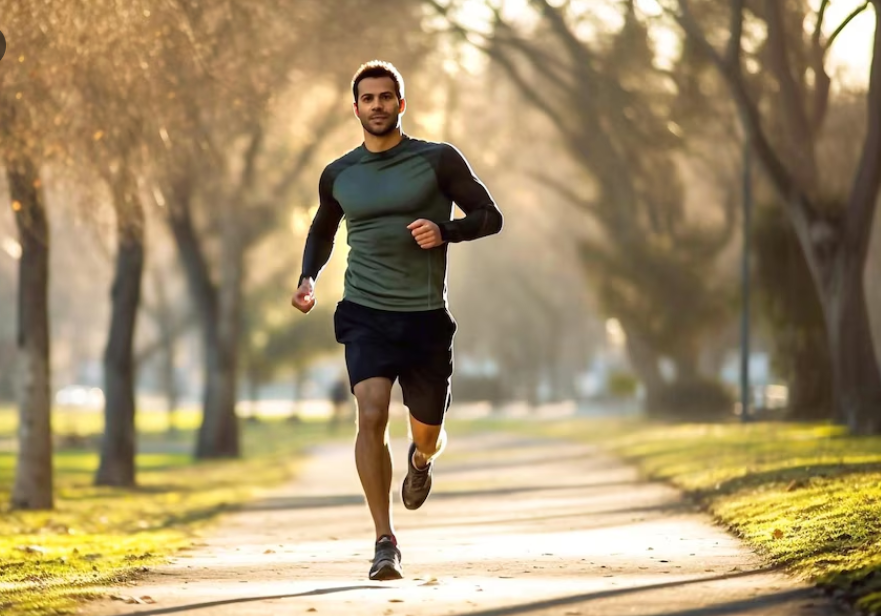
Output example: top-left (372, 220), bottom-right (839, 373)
top-left (449, 0), bottom-right (875, 84)
top-left (1, 236), bottom-right (22, 260)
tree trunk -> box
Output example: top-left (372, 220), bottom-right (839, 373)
top-left (196, 200), bottom-right (242, 459)
top-left (151, 271), bottom-right (179, 434)
top-left (827, 259), bottom-right (881, 433)
top-left (96, 174), bottom-right (145, 487)
top-left (8, 153), bottom-right (53, 510)
top-left (165, 175), bottom-right (221, 457)
top-left (672, 352), bottom-right (700, 385)
top-left (624, 327), bottom-right (665, 412)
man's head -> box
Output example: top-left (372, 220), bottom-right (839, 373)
top-left (351, 60), bottom-right (405, 137)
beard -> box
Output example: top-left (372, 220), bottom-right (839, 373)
top-left (360, 112), bottom-right (399, 137)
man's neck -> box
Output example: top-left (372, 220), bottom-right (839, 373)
top-left (363, 127), bottom-right (404, 153)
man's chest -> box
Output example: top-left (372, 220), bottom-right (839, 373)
top-left (334, 155), bottom-right (444, 220)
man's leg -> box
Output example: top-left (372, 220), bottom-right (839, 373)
top-left (353, 377), bottom-right (395, 540)
top-left (408, 414), bottom-right (447, 469)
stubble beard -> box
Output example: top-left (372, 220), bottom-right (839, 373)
top-left (361, 113), bottom-right (399, 137)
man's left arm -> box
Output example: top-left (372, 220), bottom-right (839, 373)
top-left (437, 144), bottom-right (503, 243)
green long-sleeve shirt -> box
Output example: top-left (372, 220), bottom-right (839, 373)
top-left (300, 135), bottom-right (503, 312)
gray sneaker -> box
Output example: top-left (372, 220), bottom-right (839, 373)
top-left (402, 443), bottom-right (433, 510)
top-left (369, 536), bottom-right (403, 581)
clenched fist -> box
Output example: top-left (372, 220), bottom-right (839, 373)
top-left (291, 277), bottom-right (316, 314)
top-left (407, 219), bottom-right (444, 249)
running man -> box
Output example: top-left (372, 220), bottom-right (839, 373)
top-left (291, 60), bottom-right (503, 581)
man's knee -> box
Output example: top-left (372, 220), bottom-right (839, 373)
top-left (354, 378), bottom-right (392, 434)
top-left (358, 404), bottom-right (389, 434)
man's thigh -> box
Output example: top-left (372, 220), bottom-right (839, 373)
top-left (399, 346), bottom-right (453, 426)
top-left (334, 300), bottom-right (403, 390)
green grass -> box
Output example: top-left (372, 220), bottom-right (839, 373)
top-left (528, 417), bottom-right (881, 613)
top-left (0, 413), bottom-right (340, 616)
top-left (0, 405), bottom-right (203, 439)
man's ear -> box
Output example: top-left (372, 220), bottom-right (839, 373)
top-left (399, 98), bottom-right (406, 115)
top-left (353, 102), bottom-right (360, 118)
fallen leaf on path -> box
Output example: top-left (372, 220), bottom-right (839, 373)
top-left (420, 577), bottom-right (439, 586)
top-left (140, 596), bottom-right (156, 604)
top-left (389, 599), bottom-right (404, 603)
top-left (306, 609), bottom-right (317, 613)
top-left (772, 529), bottom-right (784, 540)
top-left (264, 549), bottom-right (276, 554)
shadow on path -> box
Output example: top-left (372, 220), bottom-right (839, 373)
top-left (451, 569), bottom-right (812, 616)
top-left (244, 480), bottom-right (644, 513)
top-left (106, 585), bottom-right (388, 616)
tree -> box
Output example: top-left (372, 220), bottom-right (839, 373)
top-left (148, 0), bottom-right (433, 458)
top-left (670, 0), bottom-right (881, 432)
top-left (431, 0), bottom-right (737, 414)
top-left (70, 8), bottom-right (156, 485)
top-left (0, 0), bottom-right (81, 509)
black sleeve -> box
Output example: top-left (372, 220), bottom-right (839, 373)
top-left (436, 144), bottom-right (504, 243)
top-left (299, 167), bottom-right (344, 285)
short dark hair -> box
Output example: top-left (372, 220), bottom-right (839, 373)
top-left (352, 60), bottom-right (405, 103)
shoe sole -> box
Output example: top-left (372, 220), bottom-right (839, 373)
top-left (369, 560), bottom-right (404, 581)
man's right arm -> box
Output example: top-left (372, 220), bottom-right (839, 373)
top-left (299, 168), bottom-right (344, 287)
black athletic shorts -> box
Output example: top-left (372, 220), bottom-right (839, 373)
top-left (333, 299), bottom-right (457, 426)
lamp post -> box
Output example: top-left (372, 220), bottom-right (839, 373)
top-left (740, 138), bottom-right (753, 422)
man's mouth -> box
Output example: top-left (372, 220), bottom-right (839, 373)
top-left (371, 115), bottom-right (388, 120)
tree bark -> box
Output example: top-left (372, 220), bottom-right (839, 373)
top-left (826, 259), bottom-right (881, 432)
top-left (8, 153), bottom-right (53, 510)
top-left (96, 172), bottom-right (145, 487)
top-left (196, 223), bottom-right (242, 458)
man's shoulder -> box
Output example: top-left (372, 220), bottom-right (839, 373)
top-left (405, 135), bottom-right (455, 156)
top-left (322, 146), bottom-right (364, 178)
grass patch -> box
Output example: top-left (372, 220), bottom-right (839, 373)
top-left (0, 416), bottom-right (341, 616)
top-left (0, 405), bottom-right (203, 439)
top-left (529, 417), bottom-right (881, 614)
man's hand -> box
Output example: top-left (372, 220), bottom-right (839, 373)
top-left (407, 219), bottom-right (444, 249)
top-left (291, 277), bottom-right (316, 314)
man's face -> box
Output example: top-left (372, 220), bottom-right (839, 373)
top-left (354, 76), bottom-right (404, 137)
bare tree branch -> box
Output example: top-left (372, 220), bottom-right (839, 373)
top-left (270, 99), bottom-right (345, 203)
top-left (236, 123), bottom-right (264, 203)
top-left (764, 0), bottom-right (814, 152)
top-left (725, 0), bottom-right (745, 66)
top-left (813, 0), bottom-right (831, 49)
top-left (826, 1), bottom-right (870, 52)
top-left (135, 310), bottom-right (197, 364)
top-left (529, 171), bottom-right (599, 216)
top-left (810, 1), bottom-right (834, 131)
top-left (673, 0), bottom-right (812, 233)
top-left (845, 1), bottom-right (881, 256)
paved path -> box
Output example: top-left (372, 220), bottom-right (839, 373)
top-left (87, 432), bottom-right (847, 616)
